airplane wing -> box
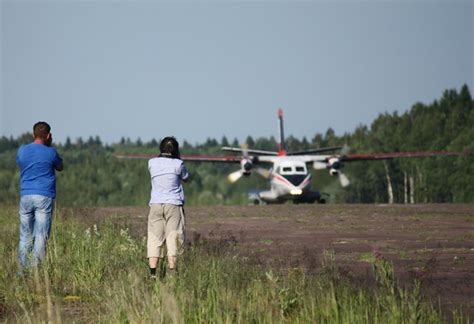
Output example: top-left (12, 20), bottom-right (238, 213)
top-left (116, 150), bottom-right (466, 163)
top-left (290, 150), bottom-right (467, 171)
top-left (222, 146), bottom-right (278, 156)
top-left (293, 149), bottom-right (467, 187)
top-left (184, 154), bottom-right (277, 165)
top-left (182, 155), bottom-right (241, 163)
top-left (340, 150), bottom-right (466, 162)
top-left (287, 146), bottom-right (343, 155)
top-left (114, 153), bottom-right (242, 163)
top-left (293, 150), bottom-right (466, 164)
top-left (114, 154), bottom-right (158, 160)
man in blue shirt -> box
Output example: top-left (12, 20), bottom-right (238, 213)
top-left (16, 121), bottom-right (63, 270)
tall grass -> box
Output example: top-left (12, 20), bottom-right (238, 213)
top-left (0, 205), bottom-right (468, 323)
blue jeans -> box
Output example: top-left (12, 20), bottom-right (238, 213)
top-left (18, 195), bottom-right (54, 269)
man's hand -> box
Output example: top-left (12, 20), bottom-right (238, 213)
top-left (55, 163), bottom-right (64, 172)
top-left (46, 133), bottom-right (53, 147)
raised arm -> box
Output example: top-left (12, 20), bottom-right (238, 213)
top-left (180, 163), bottom-right (190, 183)
top-left (54, 151), bottom-right (64, 172)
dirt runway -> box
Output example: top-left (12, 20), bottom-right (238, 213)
top-left (68, 204), bottom-right (474, 318)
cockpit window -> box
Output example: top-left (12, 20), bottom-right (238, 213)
top-left (282, 167), bottom-right (292, 172)
top-left (296, 166), bottom-right (305, 172)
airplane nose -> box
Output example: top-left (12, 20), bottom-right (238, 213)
top-left (282, 175), bottom-right (309, 186)
top-left (290, 189), bottom-right (303, 195)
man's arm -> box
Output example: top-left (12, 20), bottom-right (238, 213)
top-left (53, 150), bottom-right (64, 172)
top-left (180, 164), bottom-right (190, 182)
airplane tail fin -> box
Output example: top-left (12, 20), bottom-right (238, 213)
top-left (277, 108), bottom-right (286, 156)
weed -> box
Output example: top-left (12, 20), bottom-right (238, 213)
top-left (359, 252), bottom-right (376, 263)
top-left (399, 248), bottom-right (409, 260)
top-left (260, 239), bottom-right (273, 245)
top-left (453, 255), bottom-right (466, 265)
top-left (0, 205), bottom-right (461, 323)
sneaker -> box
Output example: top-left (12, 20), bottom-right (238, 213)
top-left (150, 274), bottom-right (157, 282)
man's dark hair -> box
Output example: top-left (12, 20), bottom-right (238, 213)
top-left (160, 136), bottom-right (180, 159)
top-left (33, 122), bottom-right (51, 140)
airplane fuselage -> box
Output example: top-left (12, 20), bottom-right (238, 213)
top-left (257, 157), bottom-right (322, 203)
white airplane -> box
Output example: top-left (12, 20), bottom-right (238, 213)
top-left (116, 109), bottom-right (465, 204)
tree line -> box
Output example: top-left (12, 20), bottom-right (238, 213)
top-left (0, 85), bottom-right (472, 206)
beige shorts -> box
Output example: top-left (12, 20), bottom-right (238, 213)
top-left (147, 204), bottom-right (185, 258)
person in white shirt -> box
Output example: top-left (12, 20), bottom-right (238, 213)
top-left (147, 136), bottom-right (189, 280)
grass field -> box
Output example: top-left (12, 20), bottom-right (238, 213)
top-left (0, 204), bottom-right (471, 323)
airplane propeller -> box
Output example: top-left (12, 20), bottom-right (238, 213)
top-left (337, 144), bottom-right (351, 187)
top-left (341, 143), bottom-right (351, 155)
top-left (227, 166), bottom-right (270, 183)
top-left (313, 145), bottom-right (351, 187)
top-left (329, 165), bottom-right (351, 187)
top-left (227, 145), bottom-right (253, 183)
top-left (338, 172), bottom-right (350, 187)
top-left (255, 167), bottom-right (271, 179)
top-left (226, 145), bottom-right (272, 183)
top-left (228, 170), bottom-right (245, 183)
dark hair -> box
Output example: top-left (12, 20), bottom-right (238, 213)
top-left (160, 136), bottom-right (180, 159)
top-left (33, 121), bottom-right (51, 140)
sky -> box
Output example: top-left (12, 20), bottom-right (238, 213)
top-left (1, 0), bottom-right (473, 146)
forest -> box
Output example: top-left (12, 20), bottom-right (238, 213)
top-left (0, 85), bottom-right (472, 206)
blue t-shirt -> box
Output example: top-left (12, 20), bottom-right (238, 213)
top-left (16, 143), bottom-right (63, 198)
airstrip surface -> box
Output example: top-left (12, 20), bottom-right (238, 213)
top-left (71, 204), bottom-right (474, 318)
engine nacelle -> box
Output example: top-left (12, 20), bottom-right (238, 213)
top-left (241, 158), bottom-right (253, 175)
top-left (328, 157), bottom-right (341, 170)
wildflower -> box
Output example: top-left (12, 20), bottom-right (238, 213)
top-left (84, 228), bottom-right (91, 240)
top-left (93, 224), bottom-right (100, 236)
top-left (372, 247), bottom-right (381, 260)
